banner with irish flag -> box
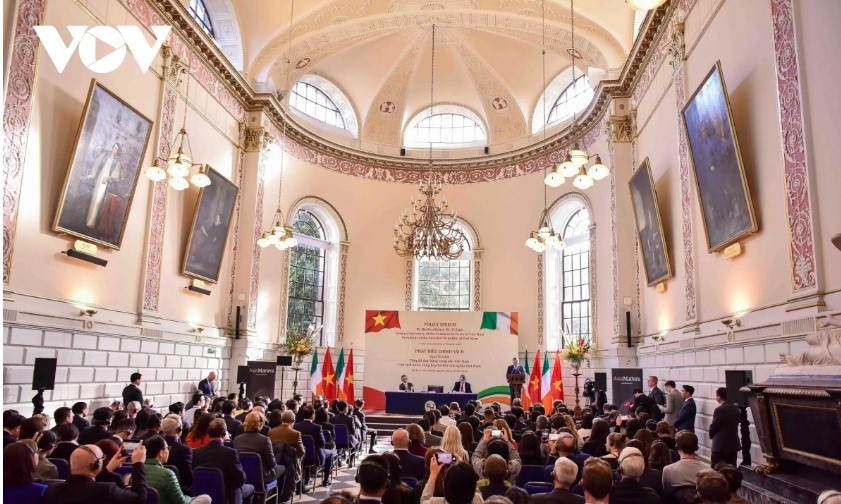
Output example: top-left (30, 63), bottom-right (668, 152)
top-left (479, 312), bottom-right (519, 335)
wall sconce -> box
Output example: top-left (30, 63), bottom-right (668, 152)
top-left (190, 326), bottom-right (204, 333)
top-left (207, 347), bottom-right (218, 355)
top-left (651, 334), bottom-right (665, 342)
top-left (79, 308), bottom-right (98, 317)
top-left (186, 284), bottom-right (211, 296)
top-left (721, 319), bottom-right (741, 330)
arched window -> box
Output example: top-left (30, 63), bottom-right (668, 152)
top-left (532, 68), bottom-right (594, 134)
top-left (283, 198), bottom-right (348, 347)
top-left (288, 76), bottom-right (358, 138)
top-left (411, 219), bottom-right (481, 311)
top-left (286, 210), bottom-right (327, 338)
top-left (543, 196), bottom-right (594, 350)
top-left (189, 0), bottom-right (214, 37)
top-left (404, 106), bottom-right (487, 148)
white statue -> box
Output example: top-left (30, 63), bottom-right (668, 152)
top-left (779, 326), bottom-right (841, 366)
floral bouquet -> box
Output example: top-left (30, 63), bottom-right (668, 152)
top-left (561, 335), bottom-right (592, 371)
top-left (281, 324), bottom-right (322, 364)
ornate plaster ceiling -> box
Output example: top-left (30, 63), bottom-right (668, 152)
top-left (235, 0), bottom-right (637, 153)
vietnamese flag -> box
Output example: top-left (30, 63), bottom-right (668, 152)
top-left (552, 352), bottom-right (564, 402)
top-left (321, 348), bottom-right (337, 401)
top-left (527, 350), bottom-right (542, 406)
top-left (365, 310), bottom-right (401, 333)
top-left (343, 349), bottom-right (355, 404)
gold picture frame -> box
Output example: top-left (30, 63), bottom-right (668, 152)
top-left (629, 157), bottom-right (673, 286)
top-left (182, 166), bottom-right (239, 283)
top-left (682, 61), bottom-right (758, 252)
top-left (52, 79), bottom-right (154, 249)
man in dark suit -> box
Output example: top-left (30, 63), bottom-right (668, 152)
top-left (398, 375), bottom-right (414, 392)
top-left (193, 419), bottom-right (255, 504)
top-left (631, 388), bottom-right (655, 418)
top-left (52, 406), bottom-right (73, 433)
top-left (506, 357), bottom-right (526, 404)
top-left (161, 417), bottom-right (193, 491)
top-left (674, 384), bottom-right (697, 433)
top-left (198, 371), bottom-right (217, 397)
top-left (78, 407), bottom-right (114, 445)
top-left (43, 442), bottom-right (148, 504)
top-left (709, 387), bottom-right (740, 467)
top-left (294, 405), bottom-right (335, 486)
top-left (452, 374), bottom-right (473, 393)
top-left (532, 457), bottom-right (584, 504)
top-left (3, 412), bottom-right (24, 447)
top-left (71, 402), bottom-right (90, 431)
top-left (222, 400), bottom-right (243, 439)
top-left (417, 418), bottom-right (441, 447)
top-left (122, 372), bottom-right (144, 407)
top-left (353, 399), bottom-right (377, 454)
top-left (51, 424), bottom-right (81, 461)
top-left (390, 429), bottom-right (424, 479)
top-left (647, 376), bottom-right (665, 421)
top-left (357, 455), bottom-right (389, 504)
top-left (332, 400), bottom-right (361, 448)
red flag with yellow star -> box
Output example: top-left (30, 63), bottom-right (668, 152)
top-left (343, 349), bottom-right (355, 404)
top-left (321, 348), bottom-right (337, 401)
top-left (552, 351), bottom-right (564, 402)
top-left (527, 350), bottom-right (542, 406)
top-left (365, 310), bottom-right (401, 333)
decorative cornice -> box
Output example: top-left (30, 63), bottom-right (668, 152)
top-left (239, 125), bottom-right (273, 153)
top-left (139, 0), bottom-right (674, 181)
top-left (162, 45), bottom-right (188, 87)
top-left (666, 22), bottom-right (685, 68)
top-left (606, 113), bottom-right (636, 143)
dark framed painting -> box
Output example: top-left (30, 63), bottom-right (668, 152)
top-left (682, 61), bottom-right (758, 252)
top-left (53, 79), bottom-right (153, 248)
top-left (629, 158), bottom-right (672, 286)
top-left (182, 167), bottom-right (239, 283)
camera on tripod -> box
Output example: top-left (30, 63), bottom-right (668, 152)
top-left (583, 378), bottom-right (596, 400)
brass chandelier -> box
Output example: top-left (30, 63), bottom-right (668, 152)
top-left (393, 24), bottom-right (466, 261)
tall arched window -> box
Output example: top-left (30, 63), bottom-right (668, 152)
top-left (189, 0), bottom-right (214, 37)
top-left (411, 220), bottom-right (481, 311)
top-left (283, 198), bottom-right (348, 347)
top-left (532, 68), bottom-right (595, 134)
top-left (404, 105), bottom-right (487, 148)
top-left (288, 76), bottom-right (358, 137)
top-left (543, 196), bottom-right (594, 350)
top-left (286, 210), bottom-right (326, 337)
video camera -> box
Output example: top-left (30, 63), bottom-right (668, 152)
top-left (583, 378), bottom-right (596, 400)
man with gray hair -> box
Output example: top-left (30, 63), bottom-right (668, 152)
top-left (609, 447), bottom-right (660, 504)
top-left (532, 457), bottom-right (583, 504)
top-left (161, 417), bottom-right (193, 490)
top-left (391, 429), bottom-right (424, 479)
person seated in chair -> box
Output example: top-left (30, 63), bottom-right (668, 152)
top-left (453, 375), bottom-right (473, 394)
top-left (399, 375), bottom-right (414, 392)
top-left (143, 435), bottom-right (211, 504)
top-left (531, 457), bottom-right (583, 504)
top-left (43, 442), bottom-right (148, 503)
top-left (293, 405), bottom-right (335, 487)
top-left (193, 419), bottom-right (255, 504)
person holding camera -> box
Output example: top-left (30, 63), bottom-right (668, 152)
top-left (470, 426), bottom-right (521, 484)
top-left (421, 455), bottom-right (481, 504)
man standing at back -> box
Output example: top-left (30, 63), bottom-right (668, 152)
top-left (708, 387), bottom-right (740, 467)
top-left (673, 385), bottom-right (696, 433)
top-left (647, 376), bottom-right (665, 421)
top-left (657, 381), bottom-right (684, 430)
top-left (198, 371), bottom-right (217, 398)
top-left (123, 372), bottom-right (144, 407)
top-left (193, 418), bottom-right (254, 504)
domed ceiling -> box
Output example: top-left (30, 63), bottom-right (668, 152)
top-left (237, 0), bottom-right (637, 155)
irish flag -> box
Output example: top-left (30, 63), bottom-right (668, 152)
top-left (480, 312), bottom-right (519, 335)
top-left (541, 351), bottom-right (553, 411)
top-left (309, 350), bottom-right (321, 398)
top-left (522, 350), bottom-right (531, 409)
top-left (335, 348), bottom-right (346, 400)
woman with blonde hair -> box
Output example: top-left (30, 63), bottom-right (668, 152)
top-left (441, 425), bottom-right (469, 463)
top-left (406, 423), bottom-right (428, 456)
top-left (233, 411), bottom-right (283, 481)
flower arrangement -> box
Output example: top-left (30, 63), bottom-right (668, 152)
top-left (281, 324), bottom-right (322, 362)
top-left (561, 335), bottom-right (593, 370)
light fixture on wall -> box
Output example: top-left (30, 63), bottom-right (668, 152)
top-left (257, 0), bottom-right (298, 252)
top-left (79, 308), bottom-right (98, 317)
top-left (721, 318), bottom-right (741, 330)
top-left (544, 0), bottom-right (610, 189)
top-left (624, 0), bottom-right (667, 10)
top-left (393, 24), bottom-right (466, 261)
top-left (144, 69), bottom-right (211, 190)
top-left (526, 1), bottom-right (565, 255)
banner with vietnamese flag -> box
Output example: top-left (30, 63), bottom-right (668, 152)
top-left (365, 311), bottom-right (401, 332)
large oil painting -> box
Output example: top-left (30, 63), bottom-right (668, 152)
top-left (629, 158), bottom-right (672, 286)
top-left (682, 62), bottom-right (758, 252)
top-left (182, 167), bottom-right (238, 283)
top-left (53, 80), bottom-right (153, 248)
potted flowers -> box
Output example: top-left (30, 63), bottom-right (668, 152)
top-left (281, 324), bottom-right (322, 369)
top-left (561, 335), bottom-right (592, 373)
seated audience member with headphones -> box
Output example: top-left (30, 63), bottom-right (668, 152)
top-left (43, 441), bottom-right (149, 503)
top-left (357, 455), bottom-right (391, 504)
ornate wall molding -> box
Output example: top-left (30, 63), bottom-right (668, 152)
top-left (3, 0), bottom-right (47, 284)
top-left (537, 256), bottom-right (544, 347)
top-left (338, 242), bottom-right (349, 342)
top-left (671, 20), bottom-right (698, 324)
top-left (142, 51), bottom-right (185, 313)
top-left (226, 149), bottom-right (246, 330)
top-left (240, 125), bottom-right (273, 152)
top-left (770, 0), bottom-right (818, 294)
top-left (589, 223), bottom-right (598, 348)
top-left (473, 249), bottom-right (483, 312)
top-left (607, 114), bottom-right (635, 144)
top-left (277, 250), bottom-right (291, 341)
top-left (247, 151), bottom-right (268, 329)
top-left (608, 125), bottom-right (620, 338)
top-left (404, 259), bottom-right (413, 311)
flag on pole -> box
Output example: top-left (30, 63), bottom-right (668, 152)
top-left (551, 351), bottom-right (564, 402)
top-left (527, 350), bottom-right (542, 406)
top-left (343, 349), bottom-right (355, 404)
top-left (479, 312), bottom-right (519, 335)
top-left (335, 348), bottom-right (346, 400)
top-left (321, 348), bottom-right (336, 401)
top-left (521, 350), bottom-right (531, 409)
top-left (310, 350), bottom-right (321, 397)
top-left (541, 350), bottom-right (553, 411)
